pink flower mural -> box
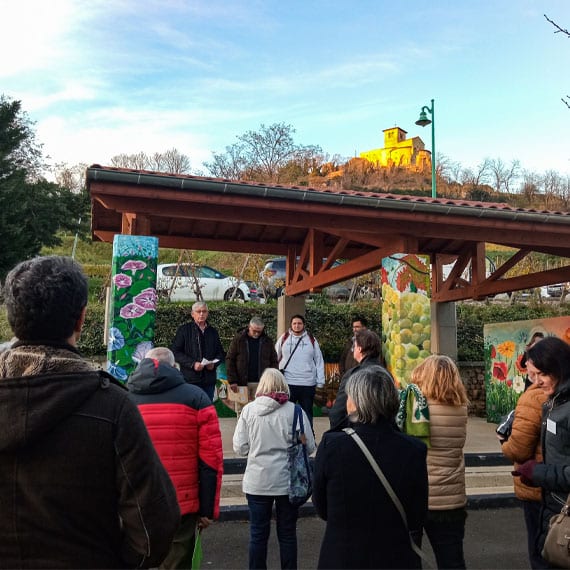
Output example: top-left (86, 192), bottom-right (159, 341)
top-left (113, 273), bottom-right (132, 289)
top-left (119, 303), bottom-right (147, 319)
top-left (134, 288), bottom-right (157, 311)
top-left (121, 260), bottom-right (147, 273)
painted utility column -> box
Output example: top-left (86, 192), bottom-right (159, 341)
top-left (381, 254), bottom-right (431, 387)
top-left (106, 235), bottom-right (159, 382)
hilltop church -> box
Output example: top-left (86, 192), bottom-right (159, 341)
top-left (360, 126), bottom-right (431, 171)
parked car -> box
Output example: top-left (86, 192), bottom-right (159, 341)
top-left (157, 263), bottom-right (250, 302)
top-left (547, 283), bottom-right (568, 297)
top-left (259, 257), bottom-right (351, 301)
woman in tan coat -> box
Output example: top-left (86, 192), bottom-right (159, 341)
top-left (409, 355), bottom-right (469, 570)
top-left (500, 375), bottom-right (547, 568)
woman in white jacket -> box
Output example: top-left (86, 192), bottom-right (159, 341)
top-left (275, 314), bottom-right (325, 428)
top-left (233, 368), bottom-right (316, 569)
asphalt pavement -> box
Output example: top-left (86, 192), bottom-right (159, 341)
top-left (201, 507), bottom-right (529, 569)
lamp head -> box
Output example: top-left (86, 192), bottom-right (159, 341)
top-left (415, 110), bottom-right (431, 127)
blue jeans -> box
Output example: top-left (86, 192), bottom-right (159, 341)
top-left (246, 494), bottom-right (298, 569)
top-left (424, 508), bottom-right (466, 569)
top-left (288, 385), bottom-right (316, 428)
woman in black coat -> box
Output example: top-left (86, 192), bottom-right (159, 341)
top-left (313, 365), bottom-right (428, 569)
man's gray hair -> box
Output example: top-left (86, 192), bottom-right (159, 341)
top-left (146, 347), bottom-right (176, 367)
top-left (192, 301), bottom-right (208, 312)
top-left (345, 365), bottom-right (398, 424)
top-left (249, 316), bottom-right (264, 328)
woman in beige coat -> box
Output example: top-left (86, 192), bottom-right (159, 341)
top-left (410, 355), bottom-right (469, 570)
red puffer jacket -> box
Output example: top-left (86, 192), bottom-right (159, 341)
top-left (127, 358), bottom-right (223, 518)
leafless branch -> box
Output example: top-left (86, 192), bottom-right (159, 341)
top-left (544, 14), bottom-right (570, 37)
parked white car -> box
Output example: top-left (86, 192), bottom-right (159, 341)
top-left (157, 263), bottom-right (251, 302)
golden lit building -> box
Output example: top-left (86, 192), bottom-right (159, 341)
top-left (360, 127), bottom-right (431, 171)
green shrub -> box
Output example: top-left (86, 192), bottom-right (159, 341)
top-left (2, 299), bottom-right (569, 363)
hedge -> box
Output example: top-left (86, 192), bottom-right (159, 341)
top-left (78, 298), bottom-right (383, 361)
top-left (3, 299), bottom-right (570, 363)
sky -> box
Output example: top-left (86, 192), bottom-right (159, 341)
top-left (1, 0), bottom-right (569, 178)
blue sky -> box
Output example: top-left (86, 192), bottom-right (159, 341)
top-left (2, 0), bottom-right (569, 178)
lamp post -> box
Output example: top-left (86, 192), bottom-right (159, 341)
top-left (415, 98), bottom-right (436, 198)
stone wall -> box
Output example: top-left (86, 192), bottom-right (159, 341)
top-left (459, 361), bottom-right (485, 417)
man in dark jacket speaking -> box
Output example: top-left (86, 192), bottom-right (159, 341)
top-left (171, 301), bottom-right (225, 400)
top-left (226, 316), bottom-right (278, 404)
top-left (0, 256), bottom-right (179, 569)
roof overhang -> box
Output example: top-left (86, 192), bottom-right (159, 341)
top-left (87, 166), bottom-right (570, 302)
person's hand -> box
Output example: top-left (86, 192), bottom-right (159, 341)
top-left (194, 362), bottom-right (204, 372)
top-left (230, 383), bottom-right (239, 393)
top-left (512, 459), bottom-right (538, 486)
top-left (198, 517), bottom-right (213, 529)
top-left (206, 363), bottom-right (215, 370)
top-left (496, 433), bottom-right (506, 443)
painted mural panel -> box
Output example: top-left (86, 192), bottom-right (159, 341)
top-left (106, 235), bottom-right (159, 382)
top-left (381, 254), bottom-right (431, 386)
top-left (484, 316), bottom-right (570, 422)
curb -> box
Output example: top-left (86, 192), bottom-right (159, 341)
top-left (223, 452), bottom-right (511, 475)
top-left (218, 493), bottom-right (518, 522)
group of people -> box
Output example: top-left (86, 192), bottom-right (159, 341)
top-left (171, 301), bottom-right (325, 428)
top-left (232, 318), bottom-right (471, 569)
top-left (499, 331), bottom-right (570, 569)
top-left (2, 254), bottom-right (570, 570)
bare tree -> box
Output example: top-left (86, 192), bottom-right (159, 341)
top-left (543, 169), bottom-right (563, 209)
top-left (204, 123), bottom-right (321, 183)
top-left (545, 15), bottom-right (570, 109)
top-left (110, 149), bottom-right (191, 174)
top-left (489, 158), bottom-right (520, 193)
top-left (520, 170), bottom-right (542, 205)
top-left (149, 149), bottom-right (191, 174)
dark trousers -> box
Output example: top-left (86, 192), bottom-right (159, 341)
top-left (196, 381), bottom-right (215, 401)
top-left (288, 385), bottom-right (316, 428)
top-left (522, 499), bottom-right (549, 569)
top-left (246, 494), bottom-right (298, 569)
top-left (424, 508), bottom-right (467, 569)
top-left (160, 513), bottom-right (199, 570)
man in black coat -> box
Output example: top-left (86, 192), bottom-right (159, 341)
top-left (338, 317), bottom-right (368, 376)
top-left (171, 301), bottom-right (225, 400)
top-left (226, 316), bottom-right (278, 403)
top-left (329, 329), bottom-right (385, 429)
top-left (0, 256), bottom-right (179, 569)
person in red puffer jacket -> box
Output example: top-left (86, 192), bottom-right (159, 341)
top-left (128, 347), bottom-right (223, 570)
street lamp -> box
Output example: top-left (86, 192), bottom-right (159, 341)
top-left (415, 98), bottom-right (436, 198)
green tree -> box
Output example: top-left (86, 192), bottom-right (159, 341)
top-left (0, 96), bottom-right (88, 278)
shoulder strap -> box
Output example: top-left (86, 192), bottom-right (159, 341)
top-left (281, 335), bottom-right (303, 372)
top-left (343, 427), bottom-right (428, 563)
top-left (292, 404), bottom-right (301, 440)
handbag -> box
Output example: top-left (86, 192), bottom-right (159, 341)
top-left (542, 493), bottom-right (570, 568)
top-left (343, 427), bottom-right (429, 564)
top-left (287, 404), bottom-right (313, 506)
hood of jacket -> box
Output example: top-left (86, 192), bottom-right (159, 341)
top-left (250, 395), bottom-right (285, 416)
top-left (127, 357), bottom-right (186, 394)
top-left (0, 344), bottom-right (113, 453)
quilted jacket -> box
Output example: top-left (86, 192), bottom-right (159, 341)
top-left (424, 399), bottom-right (468, 510)
top-left (501, 383), bottom-right (546, 502)
top-left (127, 358), bottom-right (223, 518)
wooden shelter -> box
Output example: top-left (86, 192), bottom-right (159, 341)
top-left (87, 165), bottom-right (570, 301)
